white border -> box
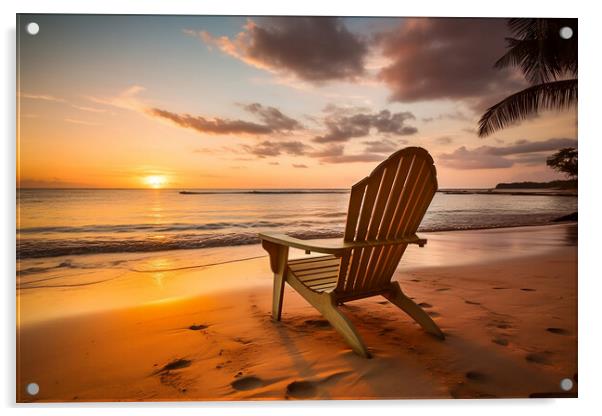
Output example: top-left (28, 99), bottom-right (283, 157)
top-left (3, 1), bottom-right (600, 415)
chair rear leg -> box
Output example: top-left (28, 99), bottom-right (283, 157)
top-left (384, 281), bottom-right (445, 340)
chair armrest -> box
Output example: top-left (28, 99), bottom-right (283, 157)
top-left (258, 232), bottom-right (427, 257)
top-left (259, 233), bottom-right (348, 255)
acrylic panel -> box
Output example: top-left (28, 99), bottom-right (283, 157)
top-left (16, 14), bottom-right (578, 402)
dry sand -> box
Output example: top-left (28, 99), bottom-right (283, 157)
top-left (16, 224), bottom-right (577, 401)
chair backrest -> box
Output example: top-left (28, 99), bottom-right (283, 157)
top-left (335, 147), bottom-right (437, 297)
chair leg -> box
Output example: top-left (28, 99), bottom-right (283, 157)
top-left (262, 241), bottom-right (289, 321)
top-left (272, 270), bottom-right (286, 321)
top-left (285, 276), bottom-right (370, 357)
top-left (318, 297), bottom-right (371, 358)
top-left (383, 281), bottom-right (445, 340)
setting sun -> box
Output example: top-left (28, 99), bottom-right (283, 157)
top-left (144, 175), bottom-right (167, 189)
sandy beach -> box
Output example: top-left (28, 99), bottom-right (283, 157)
top-left (16, 223), bottom-right (577, 402)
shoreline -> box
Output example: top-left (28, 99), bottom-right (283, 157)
top-left (17, 223), bottom-right (577, 401)
top-left (17, 223), bottom-right (577, 325)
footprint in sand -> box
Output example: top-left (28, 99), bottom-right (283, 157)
top-left (465, 371), bottom-right (489, 382)
top-left (231, 376), bottom-right (264, 391)
top-left (435, 287), bottom-right (450, 292)
top-left (286, 380), bottom-right (318, 399)
top-left (418, 302), bottom-right (433, 308)
top-left (188, 324), bottom-right (208, 331)
top-left (520, 288), bottom-right (536, 292)
top-left (153, 358), bottom-right (192, 390)
top-left (427, 311), bottom-right (441, 317)
top-left (410, 279), bottom-right (421, 282)
top-left (155, 358), bottom-right (191, 373)
top-left (379, 327), bottom-right (395, 336)
top-left (525, 352), bottom-right (551, 365)
top-left (492, 337), bottom-right (509, 346)
top-left (493, 287), bottom-right (509, 290)
top-left (304, 319), bottom-right (331, 329)
top-left (546, 327), bottom-right (570, 335)
top-left (496, 323), bottom-right (512, 329)
top-left (465, 300), bottom-right (481, 305)
top-left (377, 301), bottom-right (389, 305)
top-left (285, 372), bottom-right (350, 399)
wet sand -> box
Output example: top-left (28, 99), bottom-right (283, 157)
top-left (16, 223), bottom-right (577, 401)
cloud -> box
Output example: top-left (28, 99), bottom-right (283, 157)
top-left (479, 138), bottom-right (578, 156)
top-left (377, 18), bottom-right (525, 110)
top-left (20, 92), bottom-right (107, 113)
top-left (312, 141), bottom-right (406, 163)
top-left (309, 144), bottom-right (345, 158)
top-left (242, 140), bottom-right (311, 157)
top-left (293, 163), bottom-right (308, 168)
top-left (318, 153), bottom-right (385, 164)
top-left (241, 103), bottom-right (302, 130)
top-left (87, 85), bottom-right (147, 112)
top-left (308, 142), bottom-right (391, 164)
top-left (19, 93), bottom-right (66, 103)
top-left (434, 136), bottom-right (453, 145)
top-left (240, 137), bottom-right (398, 165)
top-left (512, 153), bottom-right (551, 166)
top-left (64, 118), bottom-right (100, 126)
top-left (438, 138), bottom-right (578, 169)
top-left (314, 108), bottom-right (417, 143)
top-left (191, 17), bottom-right (368, 82)
top-left (422, 110), bottom-right (472, 123)
top-left (363, 138), bottom-right (406, 153)
top-left (149, 108), bottom-right (274, 136)
top-left (70, 104), bottom-right (107, 113)
top-left (148, 102), bottom-right (302, 137)
top-left (438, 147), bottom-right (515, 169)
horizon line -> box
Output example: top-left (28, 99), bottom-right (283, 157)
top-left (16, 186), bottom-right (494, 191)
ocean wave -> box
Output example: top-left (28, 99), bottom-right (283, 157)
top-left (16, 211), bottom-right (577, 259)
top-left (17, 220), bottom-right (342, 235)
top-left (179, 189), bottom-right (349, 195)
top-left (17, 229), bottom-right (344, 259)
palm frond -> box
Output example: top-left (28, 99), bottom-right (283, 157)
top-left (507, 18), bottom-right (539, 38)
top-left (497, 19), bottom-right (578, 83)
top-left (494, 38), bottom-right (531, 69)
top-left (478, 79), bottom-right (577, 137)
top-left (495, 38), bottom-right (568, 84)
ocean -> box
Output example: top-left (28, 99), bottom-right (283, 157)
top-left (16, 189), bottom-right (577, 259)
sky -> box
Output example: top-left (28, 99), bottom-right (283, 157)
top-left (17, 15), bottom-right (577, 189)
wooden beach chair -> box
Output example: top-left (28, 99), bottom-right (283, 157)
top-left (259, 147), bottom-right (443, 357)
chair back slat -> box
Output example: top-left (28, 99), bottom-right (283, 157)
top-left (336, 147), bottom-right (437, 296)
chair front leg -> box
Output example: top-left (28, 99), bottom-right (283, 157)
top-left (261, 240), bottom-right (289, 320)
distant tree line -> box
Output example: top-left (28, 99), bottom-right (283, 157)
top-left (495, 179), bottom-right (577, 190)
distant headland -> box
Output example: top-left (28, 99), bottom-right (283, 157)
top-left (494, 179), bottom-right (577, 190)
top-left (440, 179), bottom-right (577, 197)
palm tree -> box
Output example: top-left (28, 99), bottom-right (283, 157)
top-left (546, 147), bottom-right (577, 179)
top-left (478, 18), bottom-right (577, 137)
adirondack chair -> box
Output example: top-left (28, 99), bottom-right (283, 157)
top-left (259, 147), bottom-right (443, 358)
